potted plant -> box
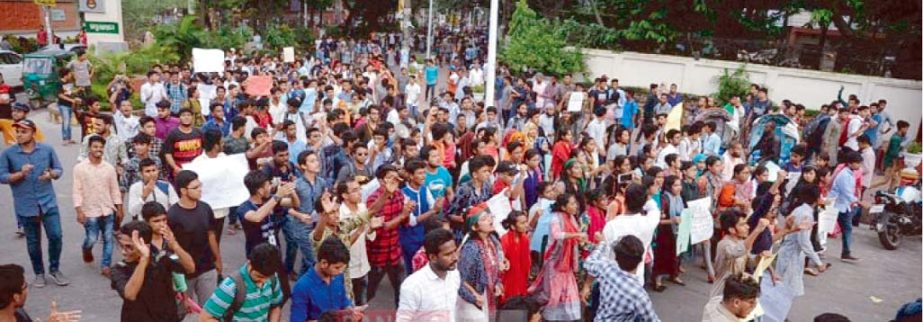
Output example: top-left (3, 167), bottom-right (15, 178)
top-left (472, 84), bottom-right (485, 102)
top-left (904, 142), bottom-right (923, 168)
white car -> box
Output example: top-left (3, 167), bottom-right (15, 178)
top-left (0, 49), bottom-right (23, 88)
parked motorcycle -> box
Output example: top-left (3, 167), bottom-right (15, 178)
top-left (871, 187), bottom-right (922, 250)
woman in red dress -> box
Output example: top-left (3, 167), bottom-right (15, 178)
top-left (550, 130), bottom-right (574, 181)
top-left (499, 211), bottom-right (531, 304)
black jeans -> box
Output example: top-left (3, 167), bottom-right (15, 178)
top-left (367, 262), bottom-right (405, 307)
top-left (352, 275), bottom-right (369, 306)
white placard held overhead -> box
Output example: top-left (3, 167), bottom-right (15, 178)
top-left (567, 92), bottom-right (585, 112)
top-left (183, 154), bottom-right (250, 209)
top-left (192, 48), bottom-right (225, 73)
top-left (283, 47), bottom-right (295, 63)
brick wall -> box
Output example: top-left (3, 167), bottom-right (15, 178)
top-left (0, 0), bottom-right (80, 34)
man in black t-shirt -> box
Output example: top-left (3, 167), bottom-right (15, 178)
top-left (236, 170), bottom-right (299, 256)
top-left (167, 170), bottom-right (221, 307)
top-left (163, 108), bottom-right (203, 177)
top-left (110, 220), bottom-right (183, 322)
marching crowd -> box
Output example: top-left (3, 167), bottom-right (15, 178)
top-left (1, 24), bottom-right (922, 322)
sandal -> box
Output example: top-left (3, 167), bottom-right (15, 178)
top-left (670, 277), bottom-right (686, 286)
top-left (804, 268), bottom-right (819, 276)
top-left (653, 284), bottom-right (667, 292)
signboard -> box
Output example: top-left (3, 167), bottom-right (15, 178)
top-left (84, 21), bottom-right (119, 34)
top-left (34, 0), bottom-right (56, 6)
top-left (192, 48), bottom-right (225, 73)
top-left (283, 47), bottom-right (295, 63)
top-left (688, 197), bottom-right (714, 244)
top-left (50, 9), bottom-right (66, 21)
top-left (567, 92), bottom-right (585, 112)
top-left (79, 0), bottom-right (106, 13)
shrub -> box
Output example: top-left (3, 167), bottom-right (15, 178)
top-left (499, 0), bottom-right (584, 76)
top-left (908, 142), bottom-right (922, 154)
top-left (714, 65), bottom-right (750, 106)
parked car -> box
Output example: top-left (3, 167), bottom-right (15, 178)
top-left (0, 49), bottom-right (23, 88)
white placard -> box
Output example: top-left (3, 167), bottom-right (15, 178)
top-left (688, 197), bottom-right (714, 244)
top-left (783, 172), bottom-right (801, 195)
top-left (567, 92), bottom-right (585, 112)
top-left (817, 202), bottom-right (838, 235)
top-left (283, 47), bottom-right (295, 63)
top-left (487, 189), bottom-right (513, 235)
top-left (192, 48), bottom-right (225, 73)
top-left (183, 154), bottom-right (250, 209)
top-left (764, 161), bottom-right (781, 182)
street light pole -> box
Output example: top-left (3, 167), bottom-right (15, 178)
top-left (484, 0), bottom-right (499, 107)
top-left (426, 0), bottom-right (433, 60)
top-left (43, 5), bottom-right (54, 45)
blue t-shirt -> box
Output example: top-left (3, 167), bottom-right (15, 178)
top-left (425, 66), bottom-right (439, 85)
top-left (621, 100), bottom-right (638, 129)
top-left (290, 269), bottom-right (352, 322)
top-left (424, 166), bottom-right (453, 198)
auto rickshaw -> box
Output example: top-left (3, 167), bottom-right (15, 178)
top-left (21, 47), bottom-right (74, 109)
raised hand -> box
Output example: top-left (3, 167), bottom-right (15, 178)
top-left (131, 230), bottom-right (150, 259)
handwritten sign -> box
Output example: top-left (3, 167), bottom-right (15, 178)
top-left (665, 103), bottom-right (683, 133)
top-left (488, 189), bottom-right (513, 235)
top-left (192, 48), bottom-right (225, 73)
top-left (245, 75), bottom-right (273, 97)
top-left (567, 92), bottom-right (585, 112)
top-left (688, 197), bottom-right (714, 244)
top-left (676, 209), bottom-right (692, 256)
top-left (759, 276), bottom-right (796, 322)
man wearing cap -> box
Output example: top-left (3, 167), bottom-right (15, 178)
top-left (0, 119), bottom-right (69, 287)
top-left (0, 103), bottom-right (45, 145)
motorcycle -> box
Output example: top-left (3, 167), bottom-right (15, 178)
top-left (871, 187), bottom-right (922, 250)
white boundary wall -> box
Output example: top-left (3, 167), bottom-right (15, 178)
top-left (582, 49), bottom-right (922, 136)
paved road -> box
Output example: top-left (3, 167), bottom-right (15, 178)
top-left (3, 111), bottom-right (921, 322)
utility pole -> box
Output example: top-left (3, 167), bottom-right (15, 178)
top-left (484, 0), bottom-right (499, 108)
top-left (425, 0), bottom-right (433, 60)
top-left (402, 0), bottom-right (412, 68)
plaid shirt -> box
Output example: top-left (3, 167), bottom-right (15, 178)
top-left (166, 82), bottom-right (187, 113)
top-left (365, 187), bottom-right (405, 267)
top-left (584, 241), bottom-right (660, 322)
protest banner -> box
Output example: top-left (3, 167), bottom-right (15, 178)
top-left (567, 92), bottom-right (585, 112)
top-left (676, 209), bottom-right (692, 256)
top-left (245, 75), bottom-right (273, 97)
top-left (688, 197), bottom-right (714, 244)
top-left (192, 48), bottom-right (225, 73)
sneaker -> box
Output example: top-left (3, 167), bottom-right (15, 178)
top-left (32, 274), bottom-right (46, 288)
top-left (82, 248), bottom-right (94, 263)
top-left (49, 271), bottom-right (70, 286)
top-left (101, 267), bottom-right (112, 278)
top-left (841, 255), bottom-right (861, 262)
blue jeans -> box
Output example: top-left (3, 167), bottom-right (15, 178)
top-left (59, 104), bottom-right (72, 141)
top-left (21, 209), bottom-right (63, 275)
top-left (282, 219), bottom-right (315, 277)
top-left (82, 214), bottom-right (115, 268)
top-left (837, 210), bottom-right (855, 257)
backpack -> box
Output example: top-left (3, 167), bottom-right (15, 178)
top-left (223, 273), bottom-right (278, 322)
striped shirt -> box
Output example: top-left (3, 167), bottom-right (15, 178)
top-left (203, 265), bottom-right (283, 322)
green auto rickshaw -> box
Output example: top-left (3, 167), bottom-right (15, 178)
top-left (22, 48), bottom-right (74, 109)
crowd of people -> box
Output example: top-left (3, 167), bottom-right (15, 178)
top-left (0, 24), bottom-right (921, 322)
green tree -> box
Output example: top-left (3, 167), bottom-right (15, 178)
top-left (500, 0), bottom-right (584, 76)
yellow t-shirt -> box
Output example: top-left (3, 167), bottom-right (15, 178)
top-left (0, 119), bottom-right (45, 145)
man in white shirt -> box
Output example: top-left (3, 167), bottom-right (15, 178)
top-left (405, 76), bottom-right (422, 117)
top-left (843, 112), bottom-right (864, 152)
top-left (113, 100), bottom-right (140, 142)
top-left (140, 71), bottom-right (168, 117)
top-left (586, 107), bottom-right (609, 158)
top-left (126, 158), bottom-right (178, 219)
top-left (396, 228), bottom-right (460, 322)
top-left (468, 63), bottom-right (484, 88)
top-left (656, 129), bottom-right (681, 168)
top-left (721, 142), bottom-right (746, 182)
top-left (602, 184), bottom-right (661, 284)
